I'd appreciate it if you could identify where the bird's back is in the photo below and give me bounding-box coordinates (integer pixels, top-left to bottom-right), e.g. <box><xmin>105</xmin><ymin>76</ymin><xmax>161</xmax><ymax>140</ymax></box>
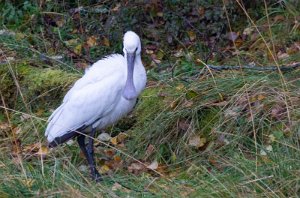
<box><xmin>45</xmin><ymin>54</ymin><xmax>127</xmax><ymax>143</ymax></box>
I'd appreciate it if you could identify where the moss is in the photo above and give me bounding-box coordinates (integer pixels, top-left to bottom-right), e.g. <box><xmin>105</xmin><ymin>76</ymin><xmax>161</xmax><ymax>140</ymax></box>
<box><xmin>0</xmin><ymin>63</ymin><xmax>79</xmax><ymax>110</ymax></box>
<box><xmin>134</xmin><ymin>86</ymin><xmax>166</xmax><ymax>126</ymax></box>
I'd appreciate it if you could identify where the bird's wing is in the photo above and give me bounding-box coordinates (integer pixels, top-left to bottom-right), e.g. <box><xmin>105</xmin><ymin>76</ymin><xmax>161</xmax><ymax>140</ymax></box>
<box><xmin>63</xmin><ymin>54</ymin><xmax>124</xmax><ymax>103</ymax></box>
<box><xmin>45</xmin><ymin>71</ymin><xmax>124</xmax><ymax>142</ymax></box>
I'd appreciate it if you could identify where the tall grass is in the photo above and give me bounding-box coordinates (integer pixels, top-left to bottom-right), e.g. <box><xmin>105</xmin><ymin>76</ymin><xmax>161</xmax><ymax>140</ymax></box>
<box><xmin>0</xmin><ymin>0</ymin><xmax>299</xmax><ymax>197</ymax></box>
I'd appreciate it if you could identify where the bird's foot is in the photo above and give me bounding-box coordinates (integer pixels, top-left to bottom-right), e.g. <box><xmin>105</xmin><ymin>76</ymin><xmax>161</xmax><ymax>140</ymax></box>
<box><xmin>91</xmin><ymin>169</ymin><xmax>102</xmax><ymax>182</ymax></box>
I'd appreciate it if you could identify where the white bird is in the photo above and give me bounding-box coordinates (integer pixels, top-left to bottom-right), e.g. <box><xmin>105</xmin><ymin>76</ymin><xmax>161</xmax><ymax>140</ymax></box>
<box><xmin>45</xmin><ymin>31</ymin><xmax>147</xmax><ymax>181</ymax></box>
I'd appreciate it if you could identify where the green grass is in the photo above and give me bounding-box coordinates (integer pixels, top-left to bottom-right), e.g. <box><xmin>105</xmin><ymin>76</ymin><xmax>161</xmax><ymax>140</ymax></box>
<box><xmin>0</xmin><ymin>1</ymin><xmax>300</xmax><ymax>197</ymax></box>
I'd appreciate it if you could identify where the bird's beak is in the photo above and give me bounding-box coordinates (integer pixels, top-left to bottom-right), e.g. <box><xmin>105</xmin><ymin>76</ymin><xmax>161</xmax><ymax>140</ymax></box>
<box><xmin>123</xmin><ymin>52</ymin><xmax>137</xmax><ymax>100</ymax></box>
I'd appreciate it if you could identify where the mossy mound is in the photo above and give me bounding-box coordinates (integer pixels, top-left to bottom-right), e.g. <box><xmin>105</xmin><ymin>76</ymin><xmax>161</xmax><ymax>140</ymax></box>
<box><xmin>0</xmin><ymin>63</ymin><xmax>79</xmax><ymax>110</ymax></box>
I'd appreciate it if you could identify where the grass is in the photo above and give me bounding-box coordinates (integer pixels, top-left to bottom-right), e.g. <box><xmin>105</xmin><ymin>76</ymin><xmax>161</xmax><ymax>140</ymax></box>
<box><xmin>0</xmin><ymin>1</ymin><xmax>300</xmax><ymax>197</ymax></box>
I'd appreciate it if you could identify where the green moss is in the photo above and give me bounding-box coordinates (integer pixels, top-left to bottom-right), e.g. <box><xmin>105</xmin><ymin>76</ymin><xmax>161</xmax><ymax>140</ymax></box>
<box><xmin>0</xmin><ymin>63</ymin><xmax>79</xmax><ymax>110</ymax></box>
<box><xmin>134</xmin><ymin>86</ymin><xmax>165</xmax><ymax>126</ymax></box>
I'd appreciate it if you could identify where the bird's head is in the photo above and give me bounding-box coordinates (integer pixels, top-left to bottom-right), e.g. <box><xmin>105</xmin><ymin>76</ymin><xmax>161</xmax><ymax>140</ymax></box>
<box><xmin>123</xmin><ymin>31</ymin><xmax>141</xmax><ymax>55</ymax></box>
<box><xmin>122</xmin><ymin>31</ymin><xmax>141</xmax><ymax>100</ymax></box>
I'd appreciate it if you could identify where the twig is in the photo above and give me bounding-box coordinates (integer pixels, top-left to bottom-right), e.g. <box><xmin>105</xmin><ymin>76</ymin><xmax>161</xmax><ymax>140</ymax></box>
<box><xmin>207</xmin><ymin>62</ymin><xmax>300</xmax><ymax>72</ymax></box>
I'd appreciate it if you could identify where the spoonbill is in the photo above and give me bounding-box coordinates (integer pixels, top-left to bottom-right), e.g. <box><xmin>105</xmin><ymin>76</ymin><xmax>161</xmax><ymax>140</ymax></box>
<box><xmin>45</xmin><ymin>31</ymin><xmax>147</xmax><ymax>181</ymax></box>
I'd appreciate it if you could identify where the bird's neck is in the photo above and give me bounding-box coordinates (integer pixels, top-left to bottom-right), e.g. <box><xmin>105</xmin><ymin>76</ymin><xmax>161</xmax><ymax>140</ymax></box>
<box><xmin>134</xmin><ymin>54</ymin><xmax>143</xmax><ymax>69</ymax></box>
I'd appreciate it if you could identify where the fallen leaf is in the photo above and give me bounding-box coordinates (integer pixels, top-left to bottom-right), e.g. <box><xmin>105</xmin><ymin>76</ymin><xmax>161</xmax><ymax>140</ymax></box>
<box><xmin>277</xmin><ymin>52</ymin><xmax>289</xmax><ymax>60</ymax></box>
<box><xmin>116</xmin><ymin>132</ymin><xmax>128</xmax><ymax>143</ymax></box>
<box><xmin>265</xmin><ymin>145</ymin><xmax>273</xmax><ymax>152</ymax></box>
<box><xmin>99</xmin><ymin>164</ymin><xmax>111</xmax><ymax>174</ymax></box>
<box><xmin>104</xmin><ymin>149</ymin><xmax>115</xmax><ymax>158</ymax></box>
<box><xmin>274</xmin><ymin>15</ymin><xmax>285</xmax><ymax>23</ymax></box>
<box><xmin>103</xmin><ymin>37</ymin><xmax>110</xmax><ymax>47</ymax></box>
<box><xmin>147</xmin><ymin>160</ymin><xmax>158</xmax><ymax>170</ymax></box>
<box><xmin>156</xmin><ymin>12</ymin><xmax>163</xmax><ymax>17</ymax></box>
<box><xmin>188</xmin><ymin>136</ymin><xmax>200</xmax><ymax>147</ymax></box>
<box><xmin>112</xmin><ymin>182</ymin><xmax>122</xmax><ymax>191</ymax></box>
<box><xmin>170</xmin><ymin>100</ymin><xmax>179</xmax><ymax>109</ymax></box>
<box><xmin>187</xmin><ymin>31</ymin><xmax>196</xmax><ymax>42</ymax></box>
<box><xmin>174</xmin><ymin>49</ymin><xmax>184</xmax><ymax>57</ymax></box>
<box><xmin>55</xmin><ymin>18</ymin><xmax>65</xmax><ymax>27</ymax></box>
<box><xmin>78</xmin><ymin>165</ymin><xmax>88</xmax><ymax>172</ymax></box>
<box><xmin>227</xmin><ymin>32</ymin><xmax>239</xmax><ymax>42</ymax></box>
<box><xmin>65</xmin><ymin>39</ymin><xmax>78</xmax><ymax>46</ymax></box>
<box><xmin>176</xmin><ymin>84</ymin><xmax>185</xmax><ymax>91</ymax></box>
<box><xmin>145</xmin><ymin>144</ymin><xmax>155</xmax><ymax>159</ymax></box>
<box><xmin>183</xmin><ymin>100</ymin><xmax>193</xmax><ymax>108</ymax></box>
<box><xmin>188</xmin><ymin>136</ymin><xmax>206</xmax><ymax>148</ymax></box>
<box><xmin>268</xmin><ymin>134</ymin><xmax>276</xmax><ymax>142</ymax></box>
<box><xmin>36</xmin><ymin>145</ymin><xmax>49</xmax><ymax>158</ymax></box>
<box><xmin>86</xmin><ymin>36</ymin><xmax>97</xmax><ymax>47</ymax></box>
<box><xmin>110</xmin><ymin>137</ymin><xmax>118</xmax><ymax>145</ymax></box>
<box><xmin>11</xmin><ymin>139</ymin><xmax>22</xmax><ymax>157</ymax></box>
<box><xmin>112</xmin><ymin>3</ymin><xmax>121</xmax><ymax>12</ymax></box>
<box><xmin>97</xmin><ymin>133</ymin><xmax>112</xmax><ymax>142</ymax></box>
<box><xmin>243</xmin><ymin>27</ymin><xmax>255</xmax><ymax>36</ymax></box>
<box><xmin>198</xmin><ymin>7</ymin><xmax>205</xmax><ymax>16</ymax></box>
<box><xmin>74</xmin><ymin>44</ymin><xmax>82</xmax><ymax>54</ymax></box>
<box><xmin>128</xmin><ymin>162</ymin><xmax>146</xmax><ymax>175</ymax></box>
<box><xmin>22</xmin><ymin>179</ymin><xmax>35</xmax><ymax>188</ymax></box>
<box><xmin>20</xmin><ymin>114</ymin><xmax>31</xmax><ymax>121</ymax></box>
<box><xmin>0</xmin><ymin>122</ymin><xmax>10</xmax><ymax>131</ymax></box>
<box><xmin>260</xmin><ymin>149</ymin><xmax>267</xmax><ymax>156</ymax></box>
<box><xmin>66</xmin><ymin>139</ymin><xmax>74</xmax><ymax>146</ymax></box>
<box><xmin>178</xmin><ymin>119</ymin><xmax>190</xmax><ymax>131</ymax></box>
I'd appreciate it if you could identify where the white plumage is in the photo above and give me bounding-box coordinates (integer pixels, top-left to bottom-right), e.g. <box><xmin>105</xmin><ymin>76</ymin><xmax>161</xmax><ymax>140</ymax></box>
<box><xmin>45</xmin><ymin>31</ymin><xmax>146</xmax><ymax>181</ymax></box>
<box><xmin>45</xmin><ymin>32</ymin><xmax>146</xmax><ymax>143</ymax></box>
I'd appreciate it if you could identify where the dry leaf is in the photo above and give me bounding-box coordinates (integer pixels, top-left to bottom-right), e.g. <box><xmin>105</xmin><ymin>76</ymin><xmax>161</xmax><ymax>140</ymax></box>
<box><xmin>116</xmin><ymin>132</ymin><xmax>128</xmax><ymax>143</ymax></box>
<box><xmin>103</xmin><ymin>37</ymin><xmax>110</xmax><ymax>47</ymax></box>
<box><xmin>170</xmin><ymin>100</ymin><xmax>179</xmax><ymax>109</ymax></box>
<box><xmin>174</xmin><ymin>49</ymin><xmax>184</xmax><ymax>57</ymax></box>
<box><xmin>86</xmin><ymin>36</ymin><xmax>97</xmax><ymax>47</ymax></box>
<box><xmin>274</xmin><ymin>15</ymin><xmax>285</xmax><ymax>23</ymax></box>
<box><xmin>55</xmin><ymin>18</ymin><xmax>65</xmax><ymax>27</ymax></box>
<box><xmin>260</xmin><ymin>149</ymin><xmax>267</xmax><ymax>156</ymax></box>
<box><xmin>0</xmin><ymin>122</ymin><xmax>10</xmax><ymax>131</ymax></box>
<box><xmin>277</xmin><ymin>52</ymin><xmax>289</xmax><ymax>60</ymax></box>
<box><xmin>20</xmin><ymin>114</ymin><xmax>31</xmax><ymax>121</ymax></box>
<box><xmin>99</xmin><ymin>164</ymin><xmax>111</xmax><ymax>174</ymax></box>
<box><xmin>176</xmin><ymin>84</ymin><xmax>185</xmax><ymax>91</ymax></box>
<box><xmin>145</xmin><ymin>144</ymin><xmax>155</xmax><ymax>157</ymax></box>
<box><xmin>112</xmin><ymin>182</ymin><xmax>122</xmax><ymax>191</ymax></box>
<box><xmin>266</xmin><ymin>145</ymin><xmax>273</xmax><ymax>152</ymax></box>
<box><xmin>110</xmin><ymin>137</ymin><xmax>118</xmax><ymax>145</ymax></box>
<box><xmin>147</xmin><ymin>160</ymin><xmax>158</xmax><ymax>170</ymax></box>
<box><xmin>198</xmin><ymin>7</ymin><xmax>205</xmax><ymax>16</ymax></box>
<box><xmin>188</xmin><ymin>136</ymin><xmax>200</xmax><ymax>147</ymax></box>
<box><xmin>227</xmin><ymin>32</ymin><xmax>239</xmax><ymax>42</ymax></box>
<box><xmin>11</xmin><ymin>139</ymin><xmax>22</xmax><ymax>157</ymax></box>
<box><xmin>104</xmin><ymin>149</ymin><xmax>115</xmax><ymax>158</ymax></box>
<box><xmin>128</xmin><ymin>162</ymin><xmax>146</xmax><ymax>175</ymax></box>
<box><xmin>74</xmin><ymin>44</ymin><xmax>82</xmax><ymax>54</ymax></box>
<box><xmin>22</xmin><ymin>179</ymin><xmax>35</xmax><ymax>188</ymax></box>
<box><xmin>78</xmin><ymin>165</ymin><xmax>88</xmax><ymax>172</ymax></box>
<box><xmin>243</xmin><ymin>27</ymin><xmax>254</xmax><ymax>36</ymax></box>
<box><xmin>178</xmin><ymin>119</ymin><xmax>190</xmax><ymax>131</ymax></box>
<box><xmin>187</xmin><ymin>31</ymin><xmax>196</xmax><ymax>42</ymax></box>
<box><xmin>112</xmin><ymin>3</ymin><xmax>121</xmax><ymax>12</ymax></box>
<box><xmin>97</xmin><ymin>133</ymin><xmax>111</xmax><ymax>142</ymax></box>
<box><xmin>188</xmin><ymin>136</ymin><xmax>206</xmax><ymax>148</ymax></box>
<box><xmin>36</xmin><ymin>145</ymin><xmax>49</xmax><ymax>158</ymax></box>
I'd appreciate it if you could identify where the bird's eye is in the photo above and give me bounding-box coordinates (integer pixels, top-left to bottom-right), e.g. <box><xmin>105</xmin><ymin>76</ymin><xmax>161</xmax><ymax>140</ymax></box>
<box><xmin>135</xmin><ymin>47</ymin><xmax>138</xmax><ymax>52</ymax></box>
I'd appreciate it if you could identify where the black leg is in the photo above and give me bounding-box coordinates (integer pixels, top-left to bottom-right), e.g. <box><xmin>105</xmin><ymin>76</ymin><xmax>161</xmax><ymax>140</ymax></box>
<box><xmin>77</xmin><ymin>135</ymin><xmax>89</xmax><ymax>160</ymax></box>
<box><xmin>87</xmin><ymin>127</ymin><xmax>102</xmax><ymax>182</ymax></box>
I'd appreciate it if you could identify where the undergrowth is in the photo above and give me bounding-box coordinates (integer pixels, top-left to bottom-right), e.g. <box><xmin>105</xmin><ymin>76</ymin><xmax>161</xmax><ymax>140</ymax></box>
<box><xmin>0</xmin><ymin>0</ymin><xmax>300</xmax><ymax>197</ymax></box>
